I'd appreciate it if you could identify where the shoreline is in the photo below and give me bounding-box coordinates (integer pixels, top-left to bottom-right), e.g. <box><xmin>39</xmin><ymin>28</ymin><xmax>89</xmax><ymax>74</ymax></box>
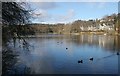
<box><xmin>18</xmin><ymin>32</ymin><xmax>120</xmax><ymax>38</ymax></box>
<box><xmin>37</xmin><ymin>31</ymin><xmax>120</xmax><ymax>35</ymax></box>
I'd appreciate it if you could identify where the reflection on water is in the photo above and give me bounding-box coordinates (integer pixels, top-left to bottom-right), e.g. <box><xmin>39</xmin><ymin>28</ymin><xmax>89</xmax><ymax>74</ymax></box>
<box><xmin>67</xmin><ymin>35</ymin><xmax>120</xmax><ymax>52</ymax></box>
<box><xmin>4</xmin><ymin>35</ymin><xmax>120</xmax><ymax>74</ymax></box>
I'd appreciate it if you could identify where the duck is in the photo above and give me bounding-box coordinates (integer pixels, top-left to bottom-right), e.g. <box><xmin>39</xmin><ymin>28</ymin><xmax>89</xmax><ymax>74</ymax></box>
<box><xmin>78</xmin><ymin>60</ymin><xmax>83</xmax><ymax>63</ymax></box>
<box><xmin>89</xmin><ymin>57</ymin><xmax>93</xmax><ymax>61</ymax></box>
<box><xmin>117</xmin><ymin>52</ymin><xmax>119</xmax><ymax>55</ymax></box>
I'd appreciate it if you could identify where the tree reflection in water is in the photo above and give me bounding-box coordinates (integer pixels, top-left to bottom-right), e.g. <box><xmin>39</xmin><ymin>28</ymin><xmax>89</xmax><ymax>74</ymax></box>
<box><xmin>67</xmin><ymin>35</ymin><xmax>120</xmax><ymax>52</ymax></box>
<box><xmin>2</xmin><ymin>40</ymin><xmax>32</xmax><ymax>75</ymax></box>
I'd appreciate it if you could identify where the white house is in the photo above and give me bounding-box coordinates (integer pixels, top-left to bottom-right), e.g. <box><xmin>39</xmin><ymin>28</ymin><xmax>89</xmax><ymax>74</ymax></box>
<box><xmin>99</xmin><ymin>23</ymin><xmax>114</xmax><ymax>31</ymax></box>
<box><xmin>88</xmin><ymin>25</ymin><xmax>96</xmax><ymax>31</ymax></box>
<box><xmin>100</xmin><ymin>19</ymin><xmax>106</xmax><ymax>22</ymax></box>
<box><xmin>80</xmin><ymin>26</ymin><xmax>84</xmax><ymax>31</ymax></box>
<box><xmin>99</xmin><ymin>24</ymin><xmax>105</xmax><ymax>30</ymax></box>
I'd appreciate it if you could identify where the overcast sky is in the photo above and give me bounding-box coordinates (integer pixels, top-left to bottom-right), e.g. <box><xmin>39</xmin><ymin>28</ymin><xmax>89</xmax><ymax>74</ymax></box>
<box><xmin>28</xmin><ymin>2</ymin><xmax>118</xmax><ymax>24</ymax></box>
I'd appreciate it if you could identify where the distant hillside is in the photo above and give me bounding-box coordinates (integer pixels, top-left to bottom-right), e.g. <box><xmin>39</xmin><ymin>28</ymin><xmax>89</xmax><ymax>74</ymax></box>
<box><xmin>29</xmin><ymin>13</ymin><xmax>119</xmax><ymax>34</ymax></box>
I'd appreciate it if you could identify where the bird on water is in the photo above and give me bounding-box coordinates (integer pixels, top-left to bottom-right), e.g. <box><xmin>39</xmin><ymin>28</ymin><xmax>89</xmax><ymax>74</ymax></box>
<box><xmin>89</xmin><ymin>57</ymin><xmax>93</xmax><ymax>61</ymax></box>
<box><xmin>117</xmin><ymin>52</ymin><xmax>119</xmax><ymax>55</ymax></box>
<box><xmin>78</xmin><ymin>60</ymin><xmax>83</xmax><ymax>63</ymax></box>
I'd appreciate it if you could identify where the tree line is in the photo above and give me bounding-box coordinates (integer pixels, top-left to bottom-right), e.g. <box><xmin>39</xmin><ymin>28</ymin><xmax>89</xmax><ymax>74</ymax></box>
<box><xmin>30</xmin><ymin>13</ymin><xmax>120</xmax><ymax>34</ymax></box>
